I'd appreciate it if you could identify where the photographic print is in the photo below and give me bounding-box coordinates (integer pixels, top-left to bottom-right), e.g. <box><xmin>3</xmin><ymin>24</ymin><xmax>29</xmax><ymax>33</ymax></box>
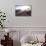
<box><xmin>15</xmin><ymin>5</ymin><xmax>32</xmax><ymax>16</ymax></box>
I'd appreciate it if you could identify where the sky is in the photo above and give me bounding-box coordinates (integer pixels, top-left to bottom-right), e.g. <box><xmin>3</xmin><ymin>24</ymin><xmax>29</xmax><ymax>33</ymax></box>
<box><xmin>16</xmin><ymin>5</ymin><xmax>31</xmax><ymax>11</ymax></box>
